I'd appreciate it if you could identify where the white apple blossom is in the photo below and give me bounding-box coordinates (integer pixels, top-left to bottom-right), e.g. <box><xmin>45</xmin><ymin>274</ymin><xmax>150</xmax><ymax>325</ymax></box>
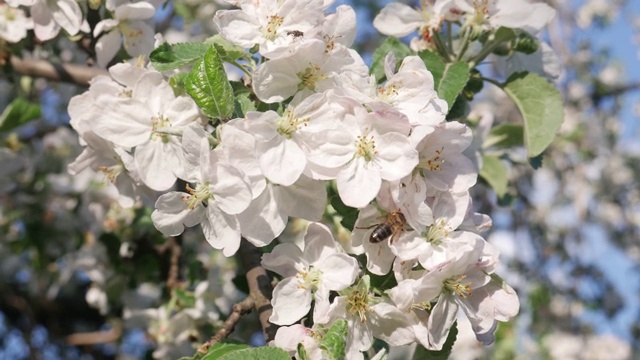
<box><xmin>91</xmin><ymin>71</ymin><xmax>203</xmax><ymax>191</ymax></box>
<box><xmin>213</xmin><ymin>0</ymin><xmax>325</xmax><ymax>59</ymax></box>
<box><xmin>391</xmin><ymin>191</ymin><xmax>480</xmax><ymax>270</ymax></box>
<box><xmin>373</xmin><ymin>0</ymin><xmax>462</xmax><ymax>51</ymax></box>
<box><xmin>0</xmin><ymin>4</ymin><xmax>33</xmax><ymax>43</ymax></box>
<box><xmin>67</xmin><ymin>131</ymin><xmax>146</xmax><ymax>208</ymax></box>
<box><xmin>306</xmin><ymin>101</ymin><xmax>418</xmax><ymax>208</ymax></box>
<box><xmin>237</xmin><ymin>92</ymin><xmax>343</xmax><ymax>186</ymax></box>
<box><xmin>151</xmin><ymin>126</ymin><xmax>252</xmax><ymax>256</ymax></box>
<box><xmin>252</xmin><ymin>39</ymin><xmax>369</xmax><ymax>103</ymax></box>
<box><xmin>324</xmin><ymin>276</ymin><xmax>415</xmax><ymax>354</ymax></box>
<box><xmin>454</xmin><ymin>0</ymin><xmax>556</xmax><ymax>35</ymax></box>
<box><xmin>389</xmin><ymin>240</ymin><xmax>519</xmax><ymax>350</ymax></box>
<box><xmin>415</xmin><ymin>121</ymin><xmax>477</xmax><ymax>195</ymax></box>
<box><xmin>341</xmin><ymin>54</ymin><xmax>448</xmax><ymax>133</ymax></box>
<box><xmin>94</xmin><ymin>1</ymin><xmax>159</xmax><ymax>67</ymax></box>
<box><xmin>24</xmin><ymin>0</ymin><xmax>84</xmax><ymax>41</ymax></box>
<box><xmin>215</xmin><ymin>121</ymin><xmax>327</xmax><ymax>245</ymax></box>
<box><xmin>262</xmin><ymin>222</ymin><xmax>359</xmax><ymax>325</ymax></box>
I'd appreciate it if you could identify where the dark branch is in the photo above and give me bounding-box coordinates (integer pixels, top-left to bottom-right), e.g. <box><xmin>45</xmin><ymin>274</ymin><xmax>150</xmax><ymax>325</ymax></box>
<box><xmin>237</xmin><ymin>238</ymin><xmax>279</xmax><ymax>342</ymax></box>
<box><xmin>198</xmin><ymin>297</ymin><xmax>255</xmax><ymax>353</ymax></box>
<box><xmin>9</xmin><ymin>55</ymin><xmax>107</xmax><ymax>86</ymax></box>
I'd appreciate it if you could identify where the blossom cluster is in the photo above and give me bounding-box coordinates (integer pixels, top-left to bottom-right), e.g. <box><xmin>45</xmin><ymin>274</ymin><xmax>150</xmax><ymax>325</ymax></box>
<box><xmin>61</xmin><ymin>0</ymin><xmax>561</xmax><ymax>358</ymax></box>
<box><xmin>1</xmin><ymin>0</ymin><xmax>161</xmax><ymax>67</ymax></box>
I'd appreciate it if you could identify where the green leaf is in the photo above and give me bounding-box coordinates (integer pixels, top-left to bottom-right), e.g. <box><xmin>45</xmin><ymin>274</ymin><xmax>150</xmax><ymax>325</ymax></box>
<box><xmin>437</xmin><ymin>62</ymin><xmax>470</xmax><ymax>109</ymax></box>
<box><xmin>502</xmin><ymin>72</ymin><xmax>563</xmax><ymax>157</ymax></box>
<box><xmin>185</xmin><ymin>46</ymin><xmax>235</xmax><ymax>120</ymax></box>
<box><xmin>201</xmin><ymin>342</ymin><xmax>249</xmax><ymax>360</ymax></box>
<box><xmin>370</xmin><ymin>37</ymin><xmax>412</xmax><ymax>81</ymax></box>
<box><xmin>0</xmin><ymin>98</ymin><xmax>41</xmax><ymax>133</ymax></box>
<box><xmin>234</xmin><ymin>92</ymin><xmax>256</xmax><ymax>118</ymax></box>
<box><xmin>412</xmin><ymin>321</ymin><xmax>458</xmax><ymax>360</ymax></box>
<box><xmin>297</xmin><ymin>343</ymin><xmax>308</xmax><ymax>360</ymax></box>
<box><xmin>419</xmin><ymin>50</ymin><xmax>445</xmax><ymax>85</ymax></box>
<box><xmin>207</xmin><ymin>35</ymin><xmax>251</xmax><ymax>63</ymax></box>
<box><xmin>319</xmin><ymin>319</ymin><xmax>348</xmax><ymax>360</ymax></box>
<box><xmin>150</xmin><ymin>42</ymin><xmax>211</xmax><ymax>72</ymax></box>
<box><xmin>217</xmin><ymin>347</ymin><xmax>290</xmax><ymax>360</ymax></box>
<box><xmin>329</xmin><ymin>194</ymin><xmax>359</xmax><ymax>232</ymax></box>
<box><xmin>480</xmin><ymin>154</ymin><xmax>508</xmax><ymax>197</ymax></box>
<box><xmin>484</xmin><ymin>123</ymin><xmax>524</xmax><ymax>148</ymax></box>
<box><xmin>445</xmin><ymin>96</ymin><xmax>469</xmax><ymax>120</ymax></box>
<box><xmin>418</xmin><ymin>51</ymin><xmax>470</xmax><ymax>111</ymax></box>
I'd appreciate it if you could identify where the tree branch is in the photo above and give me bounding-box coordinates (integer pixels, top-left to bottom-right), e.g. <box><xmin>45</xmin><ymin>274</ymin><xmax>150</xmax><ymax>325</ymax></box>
<box><xmin>8</xmin><ymin>55</ymin><xmax>107</xmax><ymax>86</ymax></box>
<box><xmin>198</xmin><ymin>297</ymin><xmax>255</xmax><ymax>353</ymax></box>
<box><xmin>237</xmin><ymin>238</ymin><xmax>279</xmax><ymax>343</ymax></box>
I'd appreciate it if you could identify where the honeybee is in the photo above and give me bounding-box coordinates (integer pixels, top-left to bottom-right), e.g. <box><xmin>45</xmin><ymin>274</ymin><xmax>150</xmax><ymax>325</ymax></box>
<box><xmin>360</xmin><ymin>210</ymin><xmax>407</xmax><ymax>244</ymax></box>
<box><xmin>287</xmin><ymin>30</ymin><xmax>304</xmax><ymax>38</ymax></box>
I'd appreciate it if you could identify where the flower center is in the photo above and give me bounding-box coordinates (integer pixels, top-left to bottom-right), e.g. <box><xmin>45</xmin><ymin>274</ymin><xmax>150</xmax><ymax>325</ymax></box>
<box><xmin>276</xmin><ymin>109</ymin><xmax>309</xmax><ymax>139</ymax></box>
<box><xmin>418</xmin><ymin>146</ymin><xmax>445</xmax><ymax>171</ymax></box>
<box><xmin>263</xmin><ymin>14</ymin><xmax>284</xmax><ymax>41</ymax></box>
<box><xmin>297</xmin><ymin>64</ymin><xmax>327</xmax><ymax>91</ymax></box>
<box><xmin>98</xmin><ymin>163</ymin><xmax>124</xmax><ymax>184</ymax></box>
<box><xmin>355</xmin><ymin>135</ymin><xmax>378</xmax><ymax>162</ymax></box>
<box><xmin>151</xmin><ymin>114</ymin><xmax>172</xmax><ymax>142</ymax></box>
<box><xmin>3</xmin><ymin>6</ymin><xmax>17</xmax><ymax>21</ymax></box>
<box><xmin>424</xmin><ymin>217</ymin><xmax>450</xmax><ymax>245</ymax></box>
<box><xmin>295</xmin><ymin>267</ymin><xmax>322</xmax><ymax>291</ymax></box>
<box><xmin>119</xmin><ymin>23</ymin><xmax>145</xmax><ymax>49</ymax></box>
<box><xmin>377</xmin><ymin>84</ymin><xmax>399</xmax><ymax>102</ymax></box>
<box><xmin>181</xmin><ymin>183</ymin><xmax>212</xmax><ymax>210</ymax></box>
<box><xmin>346</xmin><ymin>289</ymin><xmax>371</xmax><ymax>323</ymax></box>
<box><xmin>443</xmin><ymin>274</ymin><xmax>472</xmax><ymax>298</ymax></box>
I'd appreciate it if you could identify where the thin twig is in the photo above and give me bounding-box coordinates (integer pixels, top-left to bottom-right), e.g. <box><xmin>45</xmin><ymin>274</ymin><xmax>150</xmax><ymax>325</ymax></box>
<box><xmin>8</xmin><ymin>55</ymin><xmax>107</xmax><ymax>86</ymax></box>
<box><xmin>237</xmin><ymin>238</ymin><xmax>279</xmax><ymax>343</ymax></box>
<box><xmin>198</xmin><ymin>297</ymin><xmax>255</xmax><ymax>352</ymax></box>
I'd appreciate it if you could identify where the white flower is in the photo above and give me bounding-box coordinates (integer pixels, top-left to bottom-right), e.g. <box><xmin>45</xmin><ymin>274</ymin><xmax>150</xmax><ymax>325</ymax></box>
<box><xmin>216</xmin><ymin>121</ymin><xmax>327</xmax><ymax>246</ymax></box>
<box><xmin>455</xmin><ymin>0</ymin><xmax>556</xmax><ymax>35</ymax></box>
<box><xmin>240</xmin><ymin>92</ymin><xmax>343</xmax><ymax>185</ymax></box>
<box><xmin>373</xmin><ymin>0</ymin><xmax>460</xmax><ymax>51</ymax></box>
<box><xmin>29</xmin><ymin>0</ymin><xmax>83</xmax><ymax>41</ymax></box>
<box><xmin>67</xmin><ymin>131</ymin><xmax>145</xmax><ymax>208</ymax></box>
<box><xmin>261</xmin><ymin>222</ymin><xmax>359</xmax><ymax>325</ymax></box>
<box><xmin>415</xmin><ymin>121</ymin><xmax>477</xmax><ymax>195</ymax></box>
<box><xmin>252</xmin><ymin>39</ymin><xmax>368</xmax><ymax>103</ymax></box>
<box><xmin>324</xmin><ymin>276</ymin><xmax>415</xmax><ymax>353</ymax></box>
<box><xmin>94</xmin><ymin>1</ymin><xmax>158</xmax><ymax>67</ymax></box>
<box><xmin>213</xmin><ymin>0</ymin><xmax>325</xmax><ymax>59</ymax></box>
<box><xmin>0</xmin><ymin>4</ymin><xmax>33</xmax><ymax>43</ymax></box>
<box><xmin>389</xmin><ymin>241</ymin><xmax>519</xmax><ymax>350</ymax></box>
<box><xmin>92</xmin><ymin>71</ymin><xmax>203</xmax><ymax>191</ymax></box>
<box><xmin>307</xmin><ymin>101</ymin><xmax>418</xmax><ymax>208</ymax></box>
<box><xmin>391</xmin><ymin>191</ymin><xmax>477</xmax><ymax>270</ymax></box>
<box><xmin>151</xmin><ymin>127</ymin><xmax>252</xmax><ymax>256</ymax></box>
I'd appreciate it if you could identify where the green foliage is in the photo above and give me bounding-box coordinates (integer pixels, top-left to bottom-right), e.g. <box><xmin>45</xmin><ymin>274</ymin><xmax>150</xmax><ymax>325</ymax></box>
<box><xmin>370</xmin><ymin>37</ymin><xmax>412</xmax><ymax>81</ymax></box>
<box><xmin>368</xmin><ymin>270</ymin><xmax>397</xmax><ymax>292</ymax></box>
<box><xmin>150</xmin><ymin>42</ymin><xmax>211</xmax><ymax>72</ymax></box>
<box><xmin>213</xmin><ymin>346</ymin><xmax>290</xmax><ymax>360</ymax></box>
<box><xmin>207</xmin><ymin>35</ymin><xmax>252</xmax><ymax>63</ymax></box>
<box><xmin>0</xmin><ymin>98</ymin><xmax>41</xmax><ymax>133</ymax></box>
<box><xmin>485</xmin><ymin>124</ymin><xmax>524</xmax><ymax>148</ymax></box>
<box><xmin>197</xmin><ymin>342</ymin><xmax>249</xmax><ymax>360</ymax></box>
<box><xmin>412</xmin><ymin>321</ymin><xmax>458</xmax><ymax>360</ymax></box>
<box><xmin>419</xmin><ymin>50</ymin><xmax>470</xmax><ymax>111</ymax></box>
<box><xmin>480</xmin><ymin>154</ymin><xmax>508</xmax><ymax>198</ymax></box>
<box><xmin>328</xmin><ymin>185</ymin><xmax>359</xmax><ymax>231</ymax></box>
<box><xmin>185</xmin><ymin>46</ymin><xmax>235</xmax><ymax>120</ymax></box>
<box><xmin>319</xmin><ymin>319</ymin><xmax>348</xmax><ymax>360</ymax></box>
<box><xmin>446</xmin><ymin>96</ymin><xmax>470</xmax><ymax>120</ymax></box>
<box><xmin>502</xmin><ymin>72</ymin><xmax>564</xmax><ymax>157</ymax></box>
